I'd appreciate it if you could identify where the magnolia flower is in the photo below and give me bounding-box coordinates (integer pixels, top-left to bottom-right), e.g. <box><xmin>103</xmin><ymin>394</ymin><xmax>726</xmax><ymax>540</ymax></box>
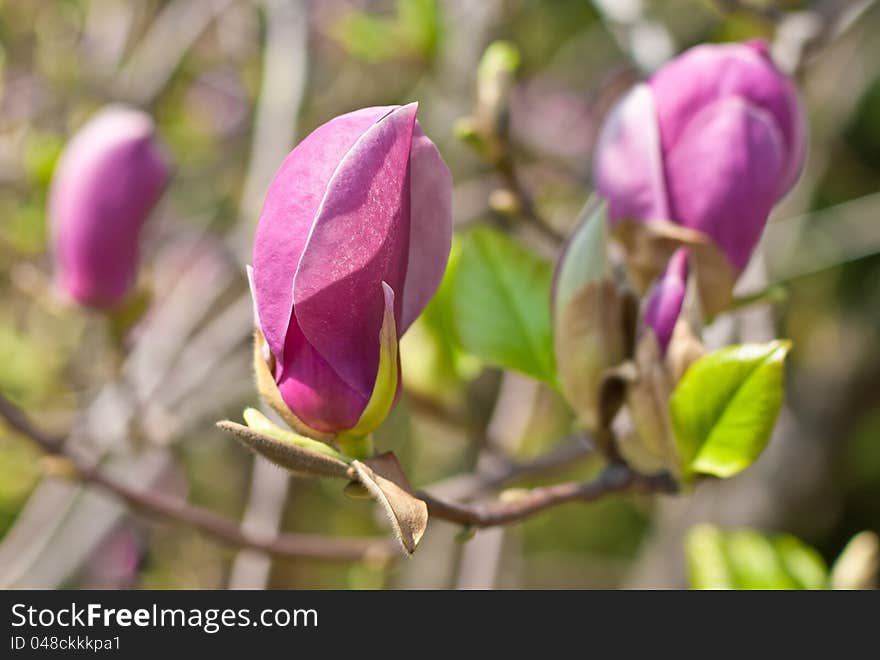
<box><xmin>50</xmin><ymin>105</ymin><xmax>171</xmax><ymax>308</ymax></box>
<box><xmin>250</xmin><ymin>103</ymin><xmax>452</xmax><ymax>437</ymax></box>
<box><xmin>593</xmin><ymin>40</ymin><xmax>806</xmax><ymax>272</ymax></box>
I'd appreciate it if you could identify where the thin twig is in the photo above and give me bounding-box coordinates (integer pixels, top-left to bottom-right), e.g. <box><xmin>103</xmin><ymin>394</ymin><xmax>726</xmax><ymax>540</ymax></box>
<box><xmin>481</xmin><ymin>438</ymin><xmax>594</xmax><ymax>492</ymax></box>
<box><xmin>419</xmin><ymin>463</ymin><xmax>676</xmax><ymax>528</ymax></box>
<box><xmin>0</xmin><ymin>393</ymin><xmax>394</xmax><ymax>563</ymax></box>
<box><xmin>404</xmin><ymin>389</ymin><xmax>472</xmax><ymax>429</ymax></box>
<box><xmin>495</xmin><ymin>155</ymin><xmax>566</xmax><ymax>244</ymax></box>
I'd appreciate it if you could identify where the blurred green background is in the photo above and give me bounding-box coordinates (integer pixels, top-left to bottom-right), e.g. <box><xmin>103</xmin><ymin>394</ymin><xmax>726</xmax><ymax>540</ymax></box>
<box><xmin>0</xmin><ymin>0</ymin><xmax>878</xmax><ymax>589</ymax></box>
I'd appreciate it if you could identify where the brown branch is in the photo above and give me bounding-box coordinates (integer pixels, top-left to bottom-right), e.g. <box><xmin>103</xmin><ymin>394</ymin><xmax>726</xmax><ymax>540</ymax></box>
<box><xmin>0</xmin><ymin>393</ymin><xmax>395</xmax><ymax>564</ymax></box>
<box><xmin>423</xmin><ymin>435</ymin><xmax>596</xmax><ymax>501</ymax></box>
<box><xmin>418</xmin><ymin>463</ymin><xmax>677</xmax><ymax>528</ymax></box>
<box><xmin>1</xmin><ymin>392</ymin><xmax>674</xmax><ymax>554</ymax></box>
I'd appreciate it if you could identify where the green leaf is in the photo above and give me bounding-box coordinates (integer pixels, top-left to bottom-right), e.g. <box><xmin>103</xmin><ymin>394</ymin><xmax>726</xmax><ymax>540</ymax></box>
<box><xmin>685</xmin><ymin>524</ymin><xmax>735</xmax><ymax>589</ymax></box>
<box><xmin>452</xmin><ymin>227</ymin><xmax>556</xmax><ymax>385</ymax></box>
<box><xmin>670</xmin><ymin>340</ymin><xmax>791</xmax><ymax>478</ymax></box>
<box><xmin>723</xmin><ymin>529</ymin><xmax>798</xmax><ymax>589</ymax></box>
<box><xmin>400</xmin><ymin>239</ymin><xmax>480</xmax><ymax>401</ymax></box>
<box><xmin>686</xmin><ymin>525</ymin><xmax>828</xmax><ymax>590</ymax></box>
<box><xmin>773</xmin><ymin>534</ymin><xmax>828</xmax><ymax>590</ymax></box>
<box><xmin>331</xmin><ymin>0</ymin><xmax>442</xmax><ymax>64</ymax></box>
<box><xmin>398</xmin><ymin>0</ymin><xmax>443</xmax><ymax>62</ymax></box>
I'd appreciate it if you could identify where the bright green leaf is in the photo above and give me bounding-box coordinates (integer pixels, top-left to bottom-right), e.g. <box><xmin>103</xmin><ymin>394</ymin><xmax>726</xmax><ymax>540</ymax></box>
<box><xmin>724</xmin><ymin>529</ymin><xmax>797</xmax><ymax>589</ymax></box>
<box><xmin>452</xmin><ymin>227</ymin><xmax>556</xmax><ymax>385</ymax></box>
<box><xmin>774</xmin><ymin>534</ymin><xmax>828</xmax><ymax>589</ymax></box>
<box><xmin>400</xmin><ymin>239</ymin><xmax>480</xmax><ymax>402</ymax></box>
<box><xmin>685</xmin><ymin>524</ymin><xmax>735</xmax><ymax>589</ymax></box>
<box><xmin>686</xmin><ymin>525</ymin><xmax>828</xmax><ymax>590</ymax></box>
<box><xmin>671</xmin><ymin>340</ymin><xmax>791</xmax><ymax>479</ymax></box>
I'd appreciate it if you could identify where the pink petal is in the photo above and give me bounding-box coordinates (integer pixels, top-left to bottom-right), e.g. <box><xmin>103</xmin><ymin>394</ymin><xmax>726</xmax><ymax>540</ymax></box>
<box><xmin>292</xmin><ymin>103</ymin><xmax>417</xmax><ymax>399</ymax></box>
<box><xmin>400</xmin><ymin>121</ymin><xmax>453</xmax><ymax>332</ymax></box>
<box><xmin>650</xmin><ymin>41</ymin><xmax>804</xmax><ymax>192</ymax></box>
<box><xmin>252</xmin><ymin>106</ymin><xmax>395</xmax><ymax>366</ymax></box>
<box><xmin>592</xmin><ymin>84</ymin><xmax>670</xmax><ymax>223</ymax></box>
<box><xmin>276</xmin><ymin>315</ymin><xmax>369</xmax><ymax>434</ymax></box>
<box><xmin>644</xmin><ymin>248</ymin><xmax>688</xmax><ymax>353</ymax></box>
<box><xmin>664</xmin><ymin>97</ymin><xmax>786</xmax><ymax>271</ymax></box>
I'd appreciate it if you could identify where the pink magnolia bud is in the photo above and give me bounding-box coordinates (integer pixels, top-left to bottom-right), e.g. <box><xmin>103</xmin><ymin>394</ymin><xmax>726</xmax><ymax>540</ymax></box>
<box><xmin>50</xmin><ymin>105</ymin><xmax>171</xmax><ymax>308</ymax></box>
<box><xmin>251</xmin><ymin>103</ymin><xmax>452</xmax><ymax>435</ymax></box>
<box><xmin>644</xmin><ymin>248</ymin><xmax>688</xmax><ymax>353</ymax></box>
<box><xmin>593</xmin><ymin>40</ymin><xmax>806</xmax><ymax>272</ymax></box>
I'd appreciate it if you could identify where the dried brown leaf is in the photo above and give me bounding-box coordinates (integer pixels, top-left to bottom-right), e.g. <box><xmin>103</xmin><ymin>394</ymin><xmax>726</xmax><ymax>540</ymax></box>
<box><xmin>352</xmin><ymin>453</ymin><xmax>428</xmax><ymax>555</ymax></box>
<box><xmin>554</xmin><ymin>279</ymin><xmax>629</xmax><ymax>430</ymax></box>
<box><xmin>624</xmin><ymin>333</ymin><xmax>680</xmax><ymax>476</ymax></box>
<box><xmin>688</xmin><ymin>240</ymin><xmax>737</xmax><ymax>319</ymax></box>
<box><xmin>613</xmin><ymin>219</ymin><xmax>737</xmax><ymax>317</ymax></box>
<box><xmin>665</xmin><ymin>317</ymin><xmax>706</xmax><ymax>383</ymax></box>
<box><xmin>613</xmin><ymin>219</ymin><xmax>704</xmax><ymax>291</ymax></box>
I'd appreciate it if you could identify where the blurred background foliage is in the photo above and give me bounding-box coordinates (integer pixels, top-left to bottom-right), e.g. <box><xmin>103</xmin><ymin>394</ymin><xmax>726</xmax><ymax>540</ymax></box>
<box><xmin>0</xmin><ymin>0</ymin><xmax>878</xmax><ymax>589</ymax></box>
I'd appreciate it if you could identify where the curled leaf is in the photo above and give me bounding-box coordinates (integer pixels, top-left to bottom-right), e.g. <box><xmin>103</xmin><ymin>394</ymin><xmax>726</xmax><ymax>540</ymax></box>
<box><xmin>242</xmin><ymin>408</ymin><xmax>348</xmax><ymax>461</ymax></box>
<box><xmin>340</xmin><ymin>282</ymin><xmax>398</xmax><ymax>441</ymax></box>
<box><xmin>217</xmin><ymin>420</ymin><xmax>352</xmax><ymax>480</ymax></box>
<box><xmin>351</xmin><ymin>452</ymin><xmax>428</xmax><ymax>555</ymax></box>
